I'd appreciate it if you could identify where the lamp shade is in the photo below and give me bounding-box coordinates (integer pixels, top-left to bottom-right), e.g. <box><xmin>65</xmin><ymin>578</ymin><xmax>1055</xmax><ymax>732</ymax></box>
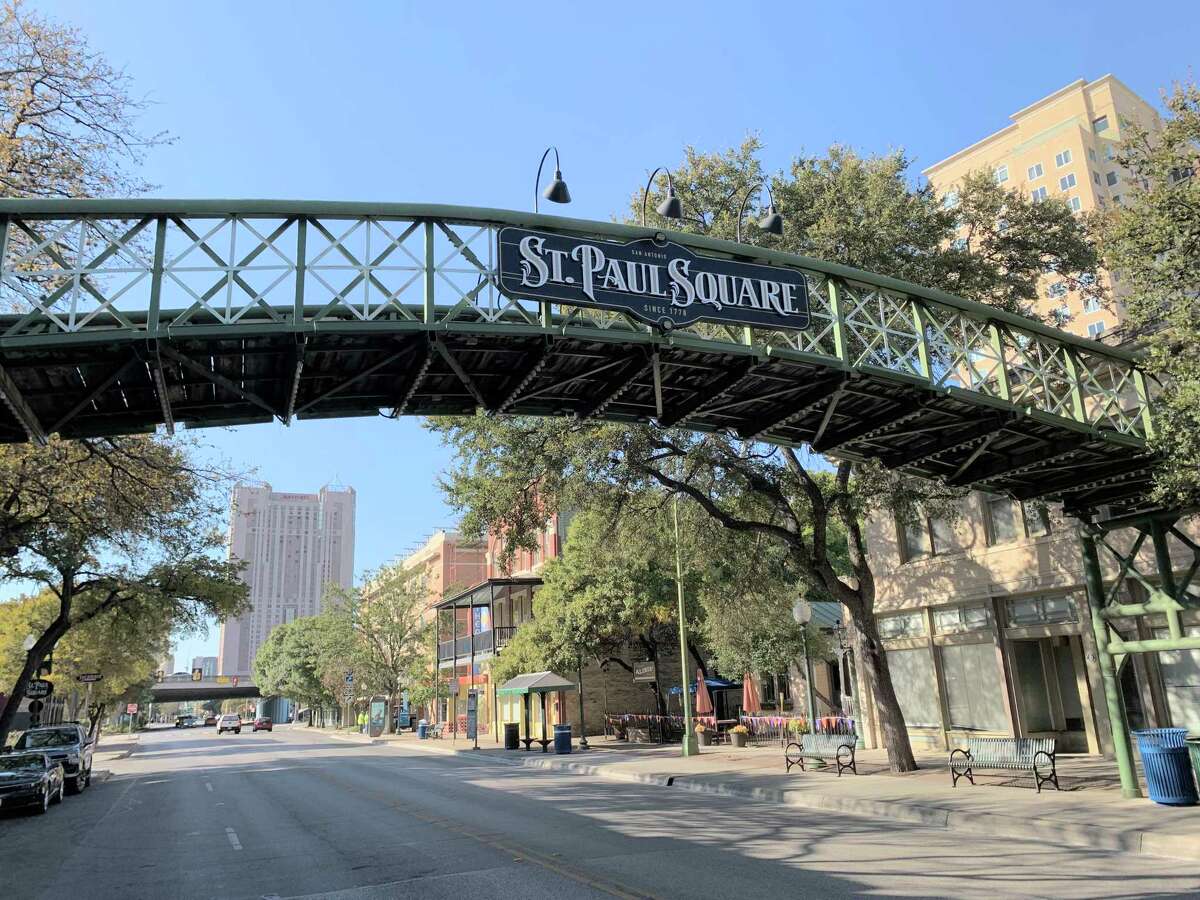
<box><xmin>656</xmin><ymin>189</ymin><xmax>684</xmax><ymax>220</ymax></box>
<box><xmin>757</xmin><ymin>204</ymin><xmax>784</xmax><ymax>236</ymax></box>
<box><xmin>792</xmin><ymin>599</ymin><xmax>812</xmax><ymax>625</ymax></box>
<box><xmin>543</xmin><ymin>170</ymin><xmax>571</xmax><ymax>205</ymax></box>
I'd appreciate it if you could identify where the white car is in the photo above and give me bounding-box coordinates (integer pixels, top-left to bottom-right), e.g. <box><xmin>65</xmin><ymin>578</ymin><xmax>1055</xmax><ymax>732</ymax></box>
<box><xmin>216</xmin><ymin>714</ymin><xmax>241</xmax><ymax>735</ymax></box>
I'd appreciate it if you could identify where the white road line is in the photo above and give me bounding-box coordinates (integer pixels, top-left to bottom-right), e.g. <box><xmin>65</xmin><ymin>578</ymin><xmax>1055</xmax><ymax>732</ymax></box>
<box><xmin>225</xmin><ymin>827</ymin><xmax>242</xmax><ymax>851</ymax></box>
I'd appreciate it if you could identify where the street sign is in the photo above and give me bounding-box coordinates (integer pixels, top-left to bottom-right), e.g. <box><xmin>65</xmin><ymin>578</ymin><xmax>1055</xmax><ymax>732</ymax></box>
<box><xmin>155</xmin><ymin>669</ymin><xmax>164</xmax><ymax>681</ymax></box>
<box><xmin>466</xmin><ymin>692</ymin><xmax>478</xmax><ymax>742</ymax></box>
<box><xmin>126</xmin><ymin>703</ymin><xmax>138</xmax><ymax>715</ymax></box>
<box><xmin>25</xmin><ymin>679</ymin><xmax>52</xmax><ymax>699</ymax></box>
<box><xmin>341</xmin><ymin>684</ymin><xmax>354</xmax><ymax>701</ymax></box>
<box><xmin>191</xmin><ymin>667</ymin><xmax>203</xmax><ymax>682</ymax></box>
<box><xmin>344</xmin><ymin>671</ymin><xmax>354</xmax><ymax>685</ymax></box>
<box><xmin>76</xmin><ymin>673</ymin><xmax>104</xmax><ymax>683</ymax></box>
<box><xmin>231</xmin><ymin>675</ymin><xmax>239</xmax><ymax>687</ymax></box>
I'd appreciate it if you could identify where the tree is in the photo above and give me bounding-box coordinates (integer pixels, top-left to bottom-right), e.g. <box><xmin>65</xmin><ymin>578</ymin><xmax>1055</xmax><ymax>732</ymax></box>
<box><xmin>430</xmin><ymin>141</ymin><xmax>1102</xmax><ymax>772</ymax></box>
<box><xmin>1099</xmin><ymin>81</ymin><xmax>1200</xmax><ymax>508</ymax></box>
<box><xmin>330</xmin><ymin>564</ymin><xmax>432</xmax><ymax>733</ymax></box>
<box><xmin>252</xmin><ymin>616</ymin><xmax>340</xmax><ymax>717</ymax></box>
<box><xmin>0</xmin><ymin>435</ymin><xmax>248</xmax><ymax>746</ymax></box>
<box><xmin>0</xmin><ymin>0</ymin><xmax>168</xmax><ymax>199</ymax></box>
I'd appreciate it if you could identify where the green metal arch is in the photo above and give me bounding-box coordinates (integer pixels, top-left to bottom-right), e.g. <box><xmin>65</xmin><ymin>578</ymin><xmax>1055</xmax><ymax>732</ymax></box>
<box><xmin>0</xmin><ymin>199</ymin><xmax>1158</xmax><ymax>513</ymax></box>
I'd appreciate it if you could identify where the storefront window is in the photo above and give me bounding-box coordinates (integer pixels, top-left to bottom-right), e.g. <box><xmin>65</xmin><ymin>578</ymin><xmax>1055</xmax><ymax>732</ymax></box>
<box><xmin>885</xmin><ymin>647</ymin><xmax>940</xmax><ymax>727</ymax></box>
<box><xmin>941</xmin><ymin>642</ymin><xmax>1009</xmax><ymax>731</ymax></box>
<box><xmin>1007</xmin><ymin>594</ymin><xmax>1078</xmax><ymax>626</ymax></box>
<box><xmin>878</xmin><ymin>611</ymin><xmax>926</xmax><ymax>639</ymax></box>
<box><xmin>934</xmin><ymin>604</ymin><xmax>992</xmax><ymax>634</ymax></box>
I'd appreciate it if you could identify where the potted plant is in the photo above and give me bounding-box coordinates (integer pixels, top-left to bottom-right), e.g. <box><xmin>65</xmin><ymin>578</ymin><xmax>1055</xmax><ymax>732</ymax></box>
<box><xmin>695</xmin><ymin>722</ymin><xmax>712</xmax><ymax>747</ymax></box>
<box><xmin>729</xmin><ymin>724</ymin><xmax>749</xmax><ymax>748</ymax></box>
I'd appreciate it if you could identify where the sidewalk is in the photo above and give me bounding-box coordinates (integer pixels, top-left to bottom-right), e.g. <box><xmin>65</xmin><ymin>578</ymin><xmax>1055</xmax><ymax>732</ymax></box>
<box><xmin>337</xmin><ymin>728</ymin><xmax>1200</xmax><ymax>862</ymax></box>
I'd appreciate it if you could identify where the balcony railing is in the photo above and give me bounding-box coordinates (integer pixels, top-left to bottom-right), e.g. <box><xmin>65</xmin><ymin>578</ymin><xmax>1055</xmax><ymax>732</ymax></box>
<box><xmin>436</xmin><ymin>623</ymin><xmax>528</xmax><ymax>661</ymax></box>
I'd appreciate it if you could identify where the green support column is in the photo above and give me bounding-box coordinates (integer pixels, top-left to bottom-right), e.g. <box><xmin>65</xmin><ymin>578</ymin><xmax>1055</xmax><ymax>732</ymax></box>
<box><xmin>1079</xmin><ymin>526</ymin><xmax>1141</xmax><ymax>799</ymax></box>
<box><xmin>673</xmin><ymin>495</ymin><xmax>698</xmax><ymax>757</ymax></box>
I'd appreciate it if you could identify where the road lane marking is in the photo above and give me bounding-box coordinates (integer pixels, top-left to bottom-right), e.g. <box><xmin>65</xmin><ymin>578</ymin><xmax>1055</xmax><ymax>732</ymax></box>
<box><xmin>225</xmin><ymin>827</ymin><xmax>243</xmax><ymax>851</ymax></box>
<box><xmin>205</xmin><ymin>782</ymin><xmax>213</xmax><ymax>792</ymax></box>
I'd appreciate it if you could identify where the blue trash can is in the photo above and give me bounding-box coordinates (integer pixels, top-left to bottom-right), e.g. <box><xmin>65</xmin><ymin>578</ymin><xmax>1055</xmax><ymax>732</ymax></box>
<box><xmin>553</xmin><ymin>723</ymin><xmax>573</xmax><ymax>755</ymax></box>
<box><xmin>417</xmin><ymin>722</ymin><xmax>428</xmax><ymax>740</ymax></box>
<box><xmin>1133</xmin><ymin>728</ymin><xmax>1198</xmax><ymax>806</ymax></box>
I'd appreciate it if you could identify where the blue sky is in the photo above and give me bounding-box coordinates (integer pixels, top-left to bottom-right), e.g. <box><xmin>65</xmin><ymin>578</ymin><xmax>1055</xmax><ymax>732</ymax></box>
<box><xmin>42</xmin><ymin>0</ymin><xmax>1197</xmax><ymax>667</ymax></box>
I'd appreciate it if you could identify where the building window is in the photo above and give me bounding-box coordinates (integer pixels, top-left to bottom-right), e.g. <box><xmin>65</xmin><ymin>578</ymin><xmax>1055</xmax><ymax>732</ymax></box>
<box><xmin>941</xmin><ymin>642</ymin><xmax>1010</xmax><ymax>731</ymax></box>
<box><xmin>1088</xmin><ymin>147</ymin><xmax>1097</xmax><ymax>162</ymax></box>
<box><xmin>987</xmin><ymin>496</ymin><xmax>1022</xmax><ymax>544</ymax></box>
<box><xmin>996</xmin><ymin>217</ymin><xmax>1009</xmax><ymax>234</ymax></box>
<box><xmin>1084</xmin><ymin>296</ymin><xmax>1101</xmax><ymax>313</ymax></box>
<box><xmin>943</xmin><ymin>190</ymin><xmax>959</xmax><ymax>209</ymax></box>
<box><xmin>900</xmin><ymin>518</ymin><xmax>930</xmax><ymax>561</ymax></box>
<box><xmin>1031</xmin><ymin>186</ymin><xmax>1048</xmax><ymax>202</ymax></box>
<box><xmin>1093</xmin><ymin>115</ymin><xmax>1109</xmax><ymax>133</ymax></box>
<box><xmin>951</xmin><ymin>237</ymin><xmax>968</xmax><ymax>251</ymax></box>
<box><xmin>1092</xmin><ymin>170</ymin><xmax>1101</xmax><ymax>185</ymax></box>
<box><xmin>760</xmin><ymin>673</ymin><xmax>792</xmax><ymax>707</ymax></box>
<box><xmin>930</xmin><ymin>516</ymin><xmax>955</xmax><ymax>555</ymax></box>
<box><xmin>1059</xmin><ymin>173</ymin><xmax>1077</xmax><ymax>191</ymax></box>
<box><xmin>1027</xmin><ymin>163</ymin><xmax>1044</xmax><ymax>180</ymax></box>
<box><xmin>1106</xmin><ymin>171</ymin><xmax>1119</xmax><ymax>187</ymax></box>
<box><xmin>1007</xmin><ymin>594</ymin><xmax>1078</xmax><ymax>626</ymax></box>
<box><xmin>1088</xmin><ymin>321</ymin><xmax>1106</xmax><ymax>339</ymax></box>
<box><xmin>878</xmin><ymin>611</ymin><xmax>927</xmax><ymax>639</ymax></box>
<box><xmin>886</xmin><ymin>648</ymin><xmax>941</xmax><ymax>727</ymax></box>
<box><xmin>1105</xmin><ymin>143</ymin><xmax>1115</xmax><ymax>159</ymax></box>
<box><xmin>994</xmin><ymin>165</ymin><xmax>1009</xmax><ymax>184</ymax></box>
<box><xmin>1047</xmin><ymin>281</ymin><xmax>1068</xmax><ymax>299</ymax></box>
<box><xmin>1069</xmin><ymin>196</ymin><xmax>1082</xmax><ymax>212</ymax></box>
<box><xmin>1112</xmin><ymin>194</ymin><xmax>1121</xmax><ymax>205</ymax></box>
<box><xmin>1053</xmin><ymin>303</ymin><xmax>1070</xmax><ymax>323</ymax></box>
<box><xmin>1023</xmin><ymin>502</ymin><xmax>1050</xmax><ymax>537</ymax></box>
<box><xmin>934</xmin><ymin>603</ymin><xmax>992</xmax><ymax>634</ymax></box>
<box><xmin>1055</xmin><ymin>149</ymin><xmax>1072</xmax><ymax>168</ymax></box>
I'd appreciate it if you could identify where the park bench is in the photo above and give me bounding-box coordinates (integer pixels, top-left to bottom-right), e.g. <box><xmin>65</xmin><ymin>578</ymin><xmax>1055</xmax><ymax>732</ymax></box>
<box><xmin>784</xmin><ymin>731</ymin><xmax>858</xmax><ymax>776</ymax></box>
<box><xmin>426</xmin><ymin>723</ymin><xmax>444</xmax><ymax>740</ymax></box>
<box><xmin>949</xmin><ymin>736</ymin><xmax>1059</xmax><ymax>793</ymax></box>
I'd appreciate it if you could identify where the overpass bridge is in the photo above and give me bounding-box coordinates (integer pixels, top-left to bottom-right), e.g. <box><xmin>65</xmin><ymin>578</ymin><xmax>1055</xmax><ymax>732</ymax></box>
<box><xmin>150</xmin><ymin>673</ymin><xmax>260</xmax><ymax>703</ymax></box>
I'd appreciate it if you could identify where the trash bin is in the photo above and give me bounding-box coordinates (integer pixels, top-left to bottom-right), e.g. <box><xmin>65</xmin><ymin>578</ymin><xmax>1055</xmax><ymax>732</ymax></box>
<box><xmin>1133</xmin><ymin>728</ymin><xmax>1198</xmax><ymax>806</ymax></box>
<box><xmin>417</xmin><ymin>719</ymin><xmax>428</xmax><ymax>740</ymax></box>
<box><xmin>504</xmin><ymin>722</ymin><xmax>520</xmax><ymax>751</ymax></box>
<box><xmin>554</xmin><ymin>723</ymin><xmax>573</xmax><ymax>755</ymax></box>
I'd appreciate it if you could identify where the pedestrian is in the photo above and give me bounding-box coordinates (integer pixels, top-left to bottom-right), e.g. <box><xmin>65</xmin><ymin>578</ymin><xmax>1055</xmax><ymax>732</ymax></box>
<box><xmin>358</xmin><ymin>710</ymin><xmax>368</xmax><ymax>734</ymax></box>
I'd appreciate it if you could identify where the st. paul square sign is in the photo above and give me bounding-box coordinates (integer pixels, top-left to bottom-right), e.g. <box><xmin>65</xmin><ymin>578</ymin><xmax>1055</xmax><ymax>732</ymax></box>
<box><xmin>498</xmin><ymin>227</ymin><xmax>810</xmax><ymax>331</ymax></box>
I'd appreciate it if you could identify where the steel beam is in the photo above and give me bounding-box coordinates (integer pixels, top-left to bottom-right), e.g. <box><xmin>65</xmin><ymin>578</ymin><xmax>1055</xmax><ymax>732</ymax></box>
<box><xmin>497</xmin><ymin>341</ymin><xmax>554</xmax><ymax>412</ymax></box>
<box><xmin>736</xmin><ymin>374</ymin><xmax>847</xmax><ymax>441</ymax></box>
<box><xmin>284</xmin><ymin>336</ymin><xmax>307</xmax><ymax>423</ymax></box>
<box><xmin>293</xmin><ymin>340</ymin><xmax>418</xmax><ymax>417</ymax></box>
<box><xmin>946</xmin><ymin>435</ymin><xmax>1093</xmax><ymax>488</ymax></box>
<box><xmin>158</xmin><ymin>345</ymin><xmax>279</xmax><ymax>419</ymax></box>
<box><xmin>47</xmin><ymin>357</ymin><xmax>138</xmax><ymax>435</ymax></box>
<box><xmin>147</xmin><ymin>342</ymin><xmax>176</xmax><ymax>436</ymax></box>
<box><xmin>812</xmin><ymin>397</ymin><xmax>929</xmax><ymax>454</ymax></box>
<box><xmin>0</xmin><ymin>361</ymin><xmax>46</xmax><ymax>446</ymax></box>
<box><xmin>656</xmin><ymin>359</ymin><xmax>756</xmax><ymax>427</ymax></box>
<box><xmin>576</xmin><ymin>357</ymin><xmax>652</xmax><ymax>421</ymax></box>
<box><xmin>433</xmin><ymin>340</ymin><xmax>489</xmax><ymax>412</ymax></box>
<box><xmin>883</xmin><ymin>414</ymin><xmax>1011</xmax><ymax>471</ymax></box>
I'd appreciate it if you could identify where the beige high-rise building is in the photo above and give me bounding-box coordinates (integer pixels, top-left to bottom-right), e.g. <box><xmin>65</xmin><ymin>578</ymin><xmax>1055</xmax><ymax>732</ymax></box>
<box><xmin>218</xmin><ymin>483</ymin><xmax>356</xmax><ymax>676</ymax></box>
<box><xmin>923</xmin><ymin>74</ymin><xmax>1161</xmax><ymax>343</ymax></box>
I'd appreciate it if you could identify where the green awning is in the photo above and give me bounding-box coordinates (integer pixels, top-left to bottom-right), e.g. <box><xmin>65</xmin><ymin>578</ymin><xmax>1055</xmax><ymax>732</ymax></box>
<box><xmin>496</xmin><ymin>671</ymin><xmax>578</xmax><ymax>696</ymax></box>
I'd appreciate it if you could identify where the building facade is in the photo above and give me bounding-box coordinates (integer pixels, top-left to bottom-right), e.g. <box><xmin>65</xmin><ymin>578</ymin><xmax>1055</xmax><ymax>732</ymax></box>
<box><xmin>218</xmin><ymin>483</ymin><xmax>356</xmax><ymax>676</ymax></box>
<box><xmin>191</xmin><ymin>656</ymin><xmax>218</xmax><ymax>678</ymax></box>
<box><xmin>923</xmin><ymin>74</ymin><xmax>1161</xmax><ymax>341</ymax></box>
<box><xmin>855</xmin><ymin>76</ymin><xmax>1190</xmax><ymax>758</ymax></box>
<box><xmin>399</xmin><ymin>529</ymin><xmax>488</xmax><ymax>620</ymax></box>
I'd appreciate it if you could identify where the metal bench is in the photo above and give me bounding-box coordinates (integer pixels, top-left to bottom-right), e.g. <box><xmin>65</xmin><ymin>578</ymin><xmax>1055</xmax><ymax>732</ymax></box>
<box><xmin>426</xmin><ymin>723</ymin><xmax>444</xmax><ymax>740</ymax></box>
<box><xmin>784</xmin><ymin>732</ymin><xmax>858</xmax><ymax>776</ymax></box>
<box><xmin>949</xmin><ymin>736</ymin><xmax>1059</xmax><ymax>792</ymax></box>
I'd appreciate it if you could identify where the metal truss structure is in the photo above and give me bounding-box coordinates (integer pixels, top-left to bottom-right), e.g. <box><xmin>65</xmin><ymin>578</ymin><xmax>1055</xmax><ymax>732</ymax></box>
<box><xmin>1080</xmin><ymin>511</ymin><xmax>1200</xmax><ymax>798</ymax></box>
<box><xmin>0</xmin><ymin>199</ymin><xmax>1158</xmax><ymax>514</ymax></box>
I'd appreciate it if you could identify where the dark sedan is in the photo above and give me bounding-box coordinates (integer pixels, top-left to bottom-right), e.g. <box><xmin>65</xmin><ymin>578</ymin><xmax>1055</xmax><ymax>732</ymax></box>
<box><xmin>14</xmin><ymin>723</ymin><xmax>94</xmax><ymax>793</ymax></box>
<box><xmin>0</xmin><ymin>753</ymin><xmax>65</xmax><ymax>814</ymax></box>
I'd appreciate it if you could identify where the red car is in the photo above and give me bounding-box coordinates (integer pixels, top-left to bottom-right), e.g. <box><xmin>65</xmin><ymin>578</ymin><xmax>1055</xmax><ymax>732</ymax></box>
<box><xmin>252</xmin><ymin>717</ymin><xmax>273</xmax><ymax>732</ymax></box>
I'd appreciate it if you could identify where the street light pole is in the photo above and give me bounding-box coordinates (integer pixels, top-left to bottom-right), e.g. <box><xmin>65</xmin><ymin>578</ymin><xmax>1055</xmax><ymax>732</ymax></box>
<box><xmin>674</xmin><ymin>495</ymin><xmax>699</xmax><ymax>757</ymax></box>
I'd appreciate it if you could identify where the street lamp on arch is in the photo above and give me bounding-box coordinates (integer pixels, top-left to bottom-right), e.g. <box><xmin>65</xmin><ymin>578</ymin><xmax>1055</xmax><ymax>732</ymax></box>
<box><xmin>735</xmin><ymin>179</ymin><xmax>784</xmax><ymax>243</ymax></box>
<box><xmin>534</xmin><ymin>146</ymin><xmax>571</xmax><ymax>213</ymax></box>
<box><xmin>641</xmin><ymin>166</ymin><xmax>684</xmax><ymax>227</ymax></box>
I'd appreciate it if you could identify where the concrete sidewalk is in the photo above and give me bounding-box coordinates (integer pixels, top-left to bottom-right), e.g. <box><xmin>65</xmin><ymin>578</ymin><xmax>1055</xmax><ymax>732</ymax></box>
<box><xmin>342</xmin><ymin>729</ymin><xmax>1200</xmax><ymax>862</ymax></box>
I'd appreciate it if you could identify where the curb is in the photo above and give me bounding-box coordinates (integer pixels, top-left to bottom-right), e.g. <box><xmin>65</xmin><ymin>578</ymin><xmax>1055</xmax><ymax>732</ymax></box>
<box><xmin>319</xmin><ymin>730</ymin><xmax>385</xmax><ymax>746</ymax></box>
<box><xmin>390</xmin><ymin>738</ymin><xmax>1200</xmax><ymax>862</ymax></box>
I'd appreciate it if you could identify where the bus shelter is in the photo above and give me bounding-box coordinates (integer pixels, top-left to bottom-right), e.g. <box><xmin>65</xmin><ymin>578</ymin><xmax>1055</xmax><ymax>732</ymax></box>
<box><xmin>497</xmin><ymin>672</ymin><xmax>577</xmax><ymax>752</ymax></box>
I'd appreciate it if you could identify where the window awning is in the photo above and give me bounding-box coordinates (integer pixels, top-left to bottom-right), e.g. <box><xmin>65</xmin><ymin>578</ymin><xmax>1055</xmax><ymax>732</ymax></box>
<box><xmin>497</xmin><ymin>671</ymin><xmax>578</xmax><ymax>696</ymax></box>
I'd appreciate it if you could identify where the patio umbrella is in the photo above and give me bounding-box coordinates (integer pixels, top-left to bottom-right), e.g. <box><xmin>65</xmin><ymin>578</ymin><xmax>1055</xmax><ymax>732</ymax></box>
<box><xmin>742</xmin><ymin>673</ymin><xmax>762</xmax><ymax>715</ymax></box>
<box><xmin>694</xmin><ymin>668</ymin><xmax>714</xmax><ymax>725</ymax></box>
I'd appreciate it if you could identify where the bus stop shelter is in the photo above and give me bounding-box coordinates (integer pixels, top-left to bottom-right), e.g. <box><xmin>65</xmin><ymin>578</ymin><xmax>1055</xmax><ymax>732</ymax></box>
<box><xmin>497</xmin><ymin>672</ymin><xmax>577</xmax><ymax>752</ymax></box>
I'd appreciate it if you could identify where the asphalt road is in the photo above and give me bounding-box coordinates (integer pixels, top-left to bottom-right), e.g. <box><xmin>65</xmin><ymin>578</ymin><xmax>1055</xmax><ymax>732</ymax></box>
<box><xmin>2</xmin><ymin>724</ymin><xmax>1199</xmax><ymax>899</ymax></box>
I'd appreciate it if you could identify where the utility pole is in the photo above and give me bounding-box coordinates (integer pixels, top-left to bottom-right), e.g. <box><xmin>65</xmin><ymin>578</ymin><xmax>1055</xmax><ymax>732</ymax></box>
<box><xmin>673</xmin><ymin>495</ymin><xmax>698</xmax><ymax>757</ymax></box>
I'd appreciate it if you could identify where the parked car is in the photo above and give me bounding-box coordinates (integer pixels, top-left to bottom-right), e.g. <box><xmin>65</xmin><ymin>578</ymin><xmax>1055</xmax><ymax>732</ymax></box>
<box><xmin>216</xmin><ymin>714</ymin><xmax>241</xmax><ymax>735</ymax></box>
<box><xmin>175</xmin><ymin>715</ymin><xmax>194</xmax><ymax>728</ymax></box>
<box><xmin>0</xmin><ymin>752</ymin><xmax>65</xmax><ymax>814</ymax></box>
<box><xmin>204</xmin><ymin>715</ymin><xmax>217</xmax><ymax>727</ymax></box>
<box><xmin>252</xmin><ymin>717</ymin><xmax>272</xmax><ymax>732</ymax></box>
<box><xmin>14</xmin><ymin>723</ymin><xmax>93</xmax><ymax>794</ymax></box>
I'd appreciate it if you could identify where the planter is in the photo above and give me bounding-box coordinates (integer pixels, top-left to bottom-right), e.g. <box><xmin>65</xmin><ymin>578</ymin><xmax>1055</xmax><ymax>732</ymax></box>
<box><xmin>730</xmin><ymin>732</ymin><xmax>747</xmax><ymax>748</ymax></box>
<box><xmin>697</xmin><ymin>731</ymin><xmax>712</xmax><ymax>747</ymax></box>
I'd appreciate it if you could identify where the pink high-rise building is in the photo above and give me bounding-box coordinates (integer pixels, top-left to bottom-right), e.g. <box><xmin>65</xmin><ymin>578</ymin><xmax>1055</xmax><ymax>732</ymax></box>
<box><xmin>218</xmin><ymin>483</ymin><xmax>356</xmax><ymax>676</ymax></box>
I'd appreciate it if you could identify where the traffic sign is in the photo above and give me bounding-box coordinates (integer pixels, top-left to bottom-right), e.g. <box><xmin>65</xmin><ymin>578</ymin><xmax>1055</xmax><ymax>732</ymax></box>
<box><xmin>231</xmin><ymin>675</ymin><xmax>239</xmax><ymax>687</ymax></box>
<box><xmin>25</xmin><ymin>679</ymin><xmax>52</xmax><ymax>700</ymax></box>
<box><xmin>76</xmin><ymin>673</ymin><xmax>104</xmax><ymax>684</ymax></box>
<box><xmin>341</xmin><ymin>685</ymin><xmax>354</xmax><ymax>701</ymax></box>
<box><xmin>155</xmin><ymin>669</ymin><xmax>164</xmax><ymax>681</ymax></box>
<box><xmin>126</xmin><ymin>703</ymin><xmax>138</xmax><ymax>715</ymax></box>
<box><xmin>344</xmin><ymin>671</ymin><xmax>354</xmax><ymax>685</ymax></box>
<box><xmin>191</xmin><ymin>667</ymin><xmax>203</xmax><ymax>682</ymax></box>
